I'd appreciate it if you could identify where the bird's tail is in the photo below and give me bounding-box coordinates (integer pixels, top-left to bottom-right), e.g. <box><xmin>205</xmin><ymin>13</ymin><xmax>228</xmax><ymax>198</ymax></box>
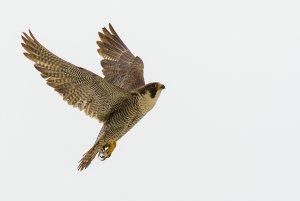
<box><xmin>78</xmin><ymin>141</ymin><xmax>103</xmax><ymax>171</ymax></box>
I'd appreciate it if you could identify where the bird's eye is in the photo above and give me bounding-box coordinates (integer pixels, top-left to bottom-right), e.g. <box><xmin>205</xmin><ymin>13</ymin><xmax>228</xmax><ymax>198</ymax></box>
<box><xmin>153</xmin><ymin>84</ymin><xmax>157</xmax><ymax>88</ymax></box>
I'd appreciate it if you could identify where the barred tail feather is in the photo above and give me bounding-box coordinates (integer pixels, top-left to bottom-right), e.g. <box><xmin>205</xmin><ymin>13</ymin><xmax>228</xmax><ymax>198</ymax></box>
<box><xmin>78</xmin><ymin>143</ymin><xmax>102</xmax><ymax>171</ymax></box>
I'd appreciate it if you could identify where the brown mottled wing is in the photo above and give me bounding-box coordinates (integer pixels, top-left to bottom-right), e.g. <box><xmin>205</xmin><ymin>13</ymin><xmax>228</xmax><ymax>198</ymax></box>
<box><xmin>97</xmin><ymin>24</ymin><xmax>145</xmax><ymax>91</ymax></box>
<box><xmin>21</xmin><ymin>30</ymin><xmax>131</xmax><ymax>122</ymax></box>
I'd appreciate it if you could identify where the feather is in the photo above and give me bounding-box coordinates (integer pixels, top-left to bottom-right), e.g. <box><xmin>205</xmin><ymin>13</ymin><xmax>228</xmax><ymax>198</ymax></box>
<box><xmin>97</xmin><ymin>24</ymin><xmax>145</xmax><ymax>90</ymax></box>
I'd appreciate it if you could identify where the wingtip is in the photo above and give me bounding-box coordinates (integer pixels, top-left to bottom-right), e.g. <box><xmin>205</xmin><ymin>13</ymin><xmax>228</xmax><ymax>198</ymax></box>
<box><xmin>21</xmin><ymin>29</ymin><xmax>36</xmax><ymax>41</ymax></box>
<box><xmin>21</xmin><ymin>35</ymin><xmax>26</xmax><ymax>42</ymax></box>
<box><xmin>28</xmin><ymin>29</ymin><xmax>36</xmax><ymax>40</ymax></box>
<box><xmin>102</xmin><ymin>26</ymin><xmax>109</xmax><ymax>34</ymax></box>
<box><xmin>108</xmin><ymin>23</ymin><xmax>116</xmax><ymax>34</ymax></box>
<box><xmin>23</xmin><ymin>52</ymin><xmax>31</xmax><ymax>60</ymax></box>
<box><xmin>96</xmin><ymin>40</ymin><xmax>102</xmax><ymax>46</ymax></box>
<box><xmin>23</xmin><ymin>52</ymin><xmax>36</xmax><ymax>62</ymax></box>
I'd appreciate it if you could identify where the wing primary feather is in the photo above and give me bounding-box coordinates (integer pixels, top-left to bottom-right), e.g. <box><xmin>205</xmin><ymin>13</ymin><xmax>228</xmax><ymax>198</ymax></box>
<box><xmin>97</xmin><ymin>24</ymin><xmax>145</xmax><ymax>90</ymax></box>
<box><xmin>99</xmin><ymin>31</ymin><xmax>125</xmax><ymax>52</ymax></box>
<box><xmin>108</xmin><ymin>23</ymin><xmax>128</xmax><ymax>49</ymax></box>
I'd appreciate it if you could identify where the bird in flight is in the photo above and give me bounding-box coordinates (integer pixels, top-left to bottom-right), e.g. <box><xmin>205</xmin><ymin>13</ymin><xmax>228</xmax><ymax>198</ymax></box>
<box><xmin>21</xmin><ymin>24</ymin><xmax>165</xmax><ymax>171</ymax></box>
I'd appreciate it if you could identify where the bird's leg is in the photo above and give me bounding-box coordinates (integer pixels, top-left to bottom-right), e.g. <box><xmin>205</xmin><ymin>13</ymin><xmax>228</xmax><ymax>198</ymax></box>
<box><xmin>99</xmin><ymin>141</ymin><xmax>117</xmax><ymax>161</ymax></box>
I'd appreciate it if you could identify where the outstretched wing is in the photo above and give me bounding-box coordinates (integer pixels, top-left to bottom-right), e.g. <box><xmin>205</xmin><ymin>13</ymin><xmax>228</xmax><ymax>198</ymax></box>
<box><xmin>97</xmin><ymin>24</ymin><xmax>145</xmax><ymax>91</ymax></box>
<box><xmin>21</xmin><ymin>30</ymin><xmax>131</xmax><ymax>122</ymax></box>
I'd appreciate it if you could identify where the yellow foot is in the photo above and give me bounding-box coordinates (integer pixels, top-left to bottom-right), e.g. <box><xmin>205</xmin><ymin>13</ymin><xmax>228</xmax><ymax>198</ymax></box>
<box><xmin>99</xmin><ymin>141</ymin><xmax>117</xmax><ymax>161</ymax></box>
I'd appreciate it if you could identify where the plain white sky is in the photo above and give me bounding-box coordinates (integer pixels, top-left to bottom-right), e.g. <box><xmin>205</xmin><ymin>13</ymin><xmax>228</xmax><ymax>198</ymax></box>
<box><xmin>1</xmin><ymin>0</ymin><xmax>300</xmax><ymax>200</ymax></box>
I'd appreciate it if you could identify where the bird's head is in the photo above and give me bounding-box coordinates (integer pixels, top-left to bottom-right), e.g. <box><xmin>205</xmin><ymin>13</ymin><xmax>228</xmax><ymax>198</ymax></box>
<box><xmin>140</xmin><ymin>82</ymin><xmax>166</xmax><ymax>98</ymax></box>
<box><xmin>135</xmin><ymin>82</ymin><xmax>165</xmax><ymax>111</ymax></box>
<box><xmin>138</xmin><ymin>82</ymin><xmax>165</xmax><ymax>98</ymax></box>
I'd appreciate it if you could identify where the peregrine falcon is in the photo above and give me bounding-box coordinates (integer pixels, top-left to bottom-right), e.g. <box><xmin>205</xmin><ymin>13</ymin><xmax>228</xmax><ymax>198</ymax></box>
<box><xmin>21</xmin><ymin>24</ymin><xmax>165</xmax><ymax>171</ymax></box>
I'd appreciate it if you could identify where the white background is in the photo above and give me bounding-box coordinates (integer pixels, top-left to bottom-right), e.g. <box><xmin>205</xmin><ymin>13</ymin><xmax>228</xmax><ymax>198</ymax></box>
<box><xmin>1</xmin><ymin>0</ymin><xmax>300</xmax><ymax>200</ymax></box>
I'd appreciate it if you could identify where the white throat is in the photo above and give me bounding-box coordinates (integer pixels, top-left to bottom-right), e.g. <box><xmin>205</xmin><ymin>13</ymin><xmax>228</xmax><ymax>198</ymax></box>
<box><xmin>140</xmin><ymin>90</ymin><xmax>162</xmax><ymax>112</ymax></box>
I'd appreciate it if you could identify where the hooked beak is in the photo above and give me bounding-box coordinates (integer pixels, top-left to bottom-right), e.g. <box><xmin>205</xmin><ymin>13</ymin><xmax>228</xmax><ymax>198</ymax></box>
<box><xmin>160</xmin><ymin>84</ymin><xmax>165</xmax><ymax>90</ymax></box>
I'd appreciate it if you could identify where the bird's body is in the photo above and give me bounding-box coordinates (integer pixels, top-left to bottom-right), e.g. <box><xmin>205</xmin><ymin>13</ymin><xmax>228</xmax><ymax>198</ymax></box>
<box><xmin>21</xmin><ymin>24</ymin><xmax>165</xmax><ymax>170</ymax></box>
